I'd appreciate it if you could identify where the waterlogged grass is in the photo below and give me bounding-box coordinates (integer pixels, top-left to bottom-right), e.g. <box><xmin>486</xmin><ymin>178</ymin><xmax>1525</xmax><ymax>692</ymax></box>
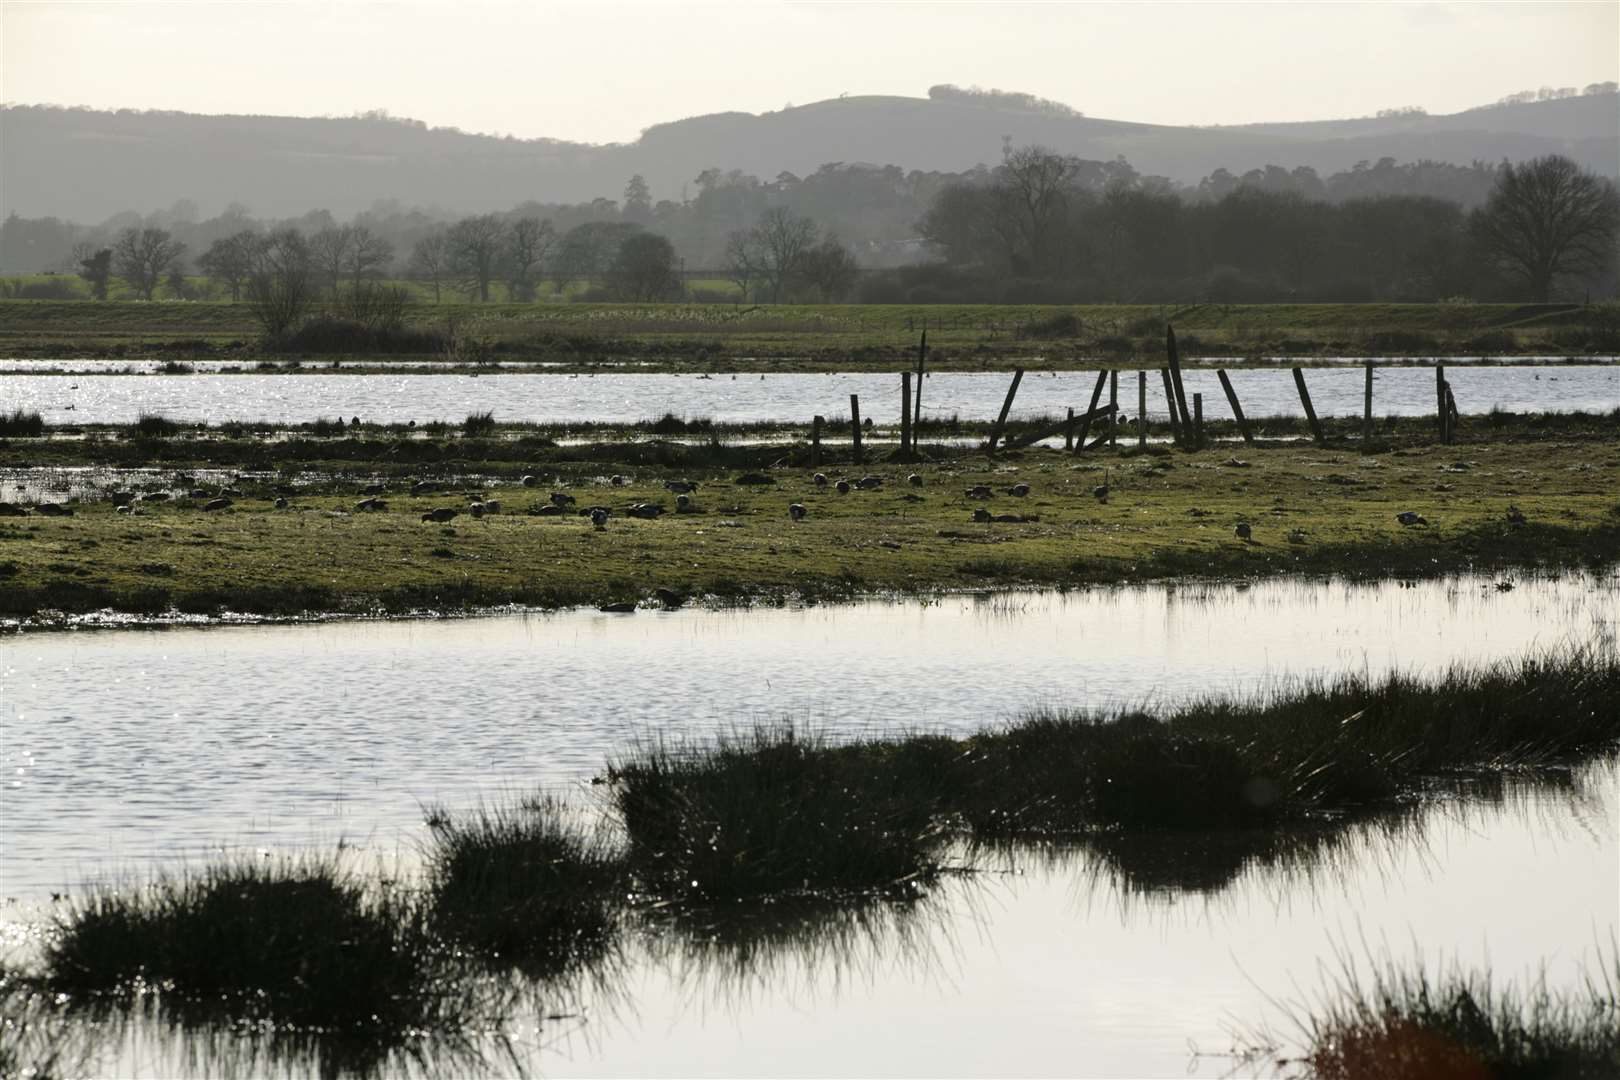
<box><xmin>2</xmin><ymin>433</ymin><xmax>1616</xmax><ymax>620</ymax></box>
<box><xmin>2</xmin><ymin>299</ymin><xmax>1614</xmax><ymax>366</ymax></box>
<box><xmin>610</xmin><ymin>727</ymin><xmax>946</xmax><ymax>901</ymax></box>
<box><xmin>1244</xmin><ymin>948</ymin><xmax>1620</xmax><ymax>1080</ymax></box>
<box><xmin>424</xmin><ymin>798</ymin><xmax>625</xmax><ymax>982</ymax></box>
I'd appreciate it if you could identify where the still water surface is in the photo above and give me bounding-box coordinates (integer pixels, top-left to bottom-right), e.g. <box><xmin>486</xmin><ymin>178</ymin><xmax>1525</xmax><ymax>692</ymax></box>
<box><xmin>2</xmin><ymin>576</ymin><xmax>1616</xmax><ymax>1076</ymax></box>
<box><xmin>2</xmin><ymin>364</ymin><xmax>1615</xmax><ymax>425</ymax></box>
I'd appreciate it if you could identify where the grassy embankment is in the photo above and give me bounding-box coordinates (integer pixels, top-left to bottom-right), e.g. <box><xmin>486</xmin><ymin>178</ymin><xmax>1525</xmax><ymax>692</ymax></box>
<box><xmin>2</xmin><ymin>299</ymin><xmax>1616</xmax><ymax>368</ymax></box>
<box><xmin>1</xmin><ymin>420</ymin><xmax>1617</xmax><ymax>619</ymax></box>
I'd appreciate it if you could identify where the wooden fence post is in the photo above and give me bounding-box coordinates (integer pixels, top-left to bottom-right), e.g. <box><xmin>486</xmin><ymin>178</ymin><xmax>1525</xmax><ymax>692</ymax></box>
<box><xmin>1435</xmin><ymin>364</ymin><xmax>1450</xmax><ymax>444</ymax></box>
<box><xmin>900</xmin><ymin>372</ymin><xmax>912</xmax><ymax>455</ymax></box>
<box><xmin>1166</xmin><ymin>324</ymin><xmax>1194</xmax><ymax>435</ymax></box>
<box><xmin>1160</xmin><ymin>369</ymin><xmax>1183</xmax><ymax>445</ymax></box>
<box><xmin>1216</xmin><ymin>370</ymin><xmax>1254</xmax><ymax>444</ymax></box>
<box><xmin>1109</xmin><ymin>369</ymin><xmax>1118</xmax><ymax>447</ymax></box>
<box><xmin>1064</xmin><ymin>407</ymin><xmax>1075</xmax><ymax>451</ymax></box>
<box><xmin>913</xmin><ymin>330</ymin><xmax>927</xmax><ymax>431</ymax></box>
<box><xmin>811</xmin><ymin>414</ymin><xmax>823</xmax><ymax>466</ymax></box>
<box><xmin>1363</xmin><ymin>361</ymin><xmax>1374</xmax><ymax>442</ymax></box>
<box><xmin>1193</xmin><ymin>392</ymin><xmax>1204</xmax><ymax>450</ymax></box>
<box><xmin>1073</xmin><ymin>370</ymin><xmax>1109</xmax><ymax>453</ymax></box>
<box><xmin>987</xmin><ymin>368</ymin><xmax>1024</xmax><ymax>453</ymax></box>
<box><xmin>850</xmin><ymin>394</ymin><xmax>863</xmax><ymax>464</ymax></box>
<box><xmin>1137</xmin><ymin>370</ymin><xmax>1147</xmax><ymax>449</ymax></box>
<box><xmin>1293</xmin><ymin>367</ymin><xmax>1326</xmax><ymax>445</ymax></box>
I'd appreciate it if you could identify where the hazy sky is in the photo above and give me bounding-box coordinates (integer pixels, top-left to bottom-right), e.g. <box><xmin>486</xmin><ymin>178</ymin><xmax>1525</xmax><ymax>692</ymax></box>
<box><xmin>4</xmin><ymin>1</ymin><xmax>1616</xmax><ymax>144</ymax></box>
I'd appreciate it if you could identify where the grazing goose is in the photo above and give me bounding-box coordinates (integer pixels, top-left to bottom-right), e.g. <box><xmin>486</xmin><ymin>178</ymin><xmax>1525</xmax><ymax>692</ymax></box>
<box><xmin>664</xmin><ymin>480</ymin><xmax>699</xmax><ymax>494</ymax></box>
<box><xmin>550</xmin><ymin>491</ymin><xmax>576</xmax><ymax>507</ymax></box>
<box><xmin>675</xmin><ymin>493</ymin><xmax>692</xmax><ymax>511</ymax></box>
<box><xmin>836</xmin><ymin>480</ymin><xmax>851</xmax><ymax>495</ymax></box>
<box><xmin>1396</xmin><ymin>511</ymin><xmax>1428</xmax><ymax>527</ymax></box>
<box><xmin>627</xmin><ymin>503</ymin><xmax>663</xmax><ymax>519</ymax></box>
<box><xmin>273</xmin><ymin>497</ymin><xmax>288</xmax><ymax>509</ymax></box>
<box><xmin>1008</xmin><ymin>483</ymin><xmax>1030</xmax><ymax>497</ymax></box>
<box><xmin>422</xmin><ymin>507</ymin><xmax>459</xmax><ymax>523</ymax></box>
<box><xmin>362</xmin><ymin>482</ymin><xmax>386</xmax><ymax>495</ymax></box>
<box><xmin>521</xmin><ymin>475</ymin><xmax>539</xmax><ymax>488</ymax></box>
<box><xmin>411</xmin><ymin>480</ymin><xmax>439</xmax><ymax>495</ymax></box>
<box><xmin>355</xmin><ymin>498</ymin><xmax>387</xmax><ymax>512</ymax></box>
<box><xmin>1092</xmin><ymin>468</ymin><xmax>1111</xmax><ymax>502</ymax></box>
<box><xmin>202</xmin><ymin>497</ymin><xmax>232</xmax><ymax>512</ymax></box>
<box><xmin>856</xmin><ymin>475</ymin><xmax>883</xmax><ymax>490</ymax></box>
<box><xmin>973</xmin><ymin>507</ymin><xmax>993</xmax><ymax>523</ymax></box>
<box><xmin>36</xmin><ymin>503</ymin><xmax>73</xmax><ymax>517</ymax></box>
<box><xmin>610</xmin><ymin>474</ymin><xmax>626</xmax><ymax>487</ymax></box>
<box><xmin>788</xmin><ymin>503</ymin><xmax>807</xmax><ymax>521</ymax></box>
<box><xmin>965</xmin><ymin>484</ymin><xmax>994</xmax><ymax>499</ymax></box>
<box><xmin>908</xmin><ymin>473</ymin><xmax>923</xmax><ymax>487</ymax></box>
<box><xmin>468</xmin><ymin>501</ymin><xmax>486</xmax><ymax>517</ymax></box>
<box><xmin>590</xmin><ymin>507</ymin><xmax>610</xmax><ymax>529</ymax></box>
<box><xmin>1235</xmin><ymin>521</ymin><xmax>1252</xmax><ymax>541</ymax></box>
<box><xmin>1506</xmin><ymin>505</ymin><xmax>1527</xmax><ymax>525</ymax></box>
<box><xmin>812</xmin><ymin>473</ymin><xmax>828</xmax><ymax>487</ymax></box>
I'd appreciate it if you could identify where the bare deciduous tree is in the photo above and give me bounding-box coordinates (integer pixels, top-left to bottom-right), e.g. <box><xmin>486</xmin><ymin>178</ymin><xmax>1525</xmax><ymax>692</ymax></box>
<box><xmin>344</xmin><ymin>226</ymin><xmax>395</xmax><ymax>291</ymax></box>
<box><xmin>408</xmin><ymin>233</ymin><xmax>451</xmax><ymax>303</ymax></box>
<box><xmin>502</xmin><ymin>218</ymin><xmax>555</xmax><ymax>301</ymax></box>
<box><xmin>245</xmin><ymin>229</ymin><xmax>313</xmax><ymax>337</ymax></box>
<box><xmin>1472</xmin><ymin>155</ymin><xmax>1620</xmax><ymax>301</ymax></box>
<box><xmin>197</xmin><ymin>231</ymin><xmax>259</xmax><ymax>301</ymax></box>
<box><xmin>447</xmin><ymin>215</ymin><xmax>507</xmax><ymax>301</ymax></box>
<box><xmin>723</xmin><ymin>229</ymin><xmax>763</xmax><ymax>302</ymax></box>
<box><xmin>309</xmin><ymin>226</ymin><xmax>352</xmax><ymax>298</ymax></box>
<box><xmin>751</xmin><ymin>207</ymin><xmax>817</xmax><ymax>302</ymax></box>
<box><xmin>112</xmin><ymin>227</ymin><xmax>186</xmax><ymax>301</ymax></box>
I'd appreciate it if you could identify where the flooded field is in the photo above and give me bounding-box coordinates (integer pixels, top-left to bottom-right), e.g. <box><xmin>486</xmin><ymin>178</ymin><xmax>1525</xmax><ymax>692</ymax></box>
<box><xmin>2</xmin><ymin>363</ymin><xmax>1616</xmax><ymax>425</ymax></box>
<box><xmin>3</xmin><ymin>574</ymin><xmax>1616</xmax><ymax>1076</ymax></box>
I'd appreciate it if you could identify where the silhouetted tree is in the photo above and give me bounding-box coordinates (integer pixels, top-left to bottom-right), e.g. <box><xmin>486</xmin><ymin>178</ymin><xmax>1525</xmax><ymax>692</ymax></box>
<box><xmin>73</xmin><ymin>243</ymin><xmax>113</xmax><ymax>300</ymax></box>
<box><xmin>750</xmin><ymin>207</ymin><xmax>817</xmax><ymax>302</ymax></box>
<box><xmin>408</xmin><ymin>232</ymin><xmax>450</xmax><ymax>302</ymax></box>
<box><xmin>550</xmin><ymin>221</ymin><xmax>638</xmax><ymax>294</ymax></box>
<box><xmin>446</xmin><ymin>215</ymin><xmax>506</xmax><ymax>301</ymax></box>
<box><xmin>308</xmin><ymin>226</ymin><xmax>352</xmax><ymax>297</ymax></box>
<box><xmin>623</xmin><ymin>175</ymin><xmax>653</xmax><ymax>224</ymax></box>
<box><xmin>343</xmin><ymin>225</ymin><xmax>395</xmax><ymax>290</ymax></box>
<box><xmin>197</xmin><ymin>231</ymin><xmax>259</xmax><ymax>301</ymax></box>
<box><xmin>245</xmin><ymin>229</ymin><xmax>313</xmax><ymax>336</ymax></box>
<box><xmin>799</xmin><ymin>235</ymin><xmax>859</xmax><ymax>301</ymax></box>
<box><xmin>605</xmin><ymin>232</ymin><xmax>681</xmax><ymax>300</ymax></box>
<box><xmin>112</xmin><ymin>227</ymin><xmax>186</xmax><ymax>300</ymax></box>
<box><xmin>502</xmin><ymin>217</ymin><xmax>554</xmax><ymax>301</ymax></box>
<box><xmin>1471</xmin><ymin>155</ymin><xmax>1620</xmax><ymax>300</ymax></box>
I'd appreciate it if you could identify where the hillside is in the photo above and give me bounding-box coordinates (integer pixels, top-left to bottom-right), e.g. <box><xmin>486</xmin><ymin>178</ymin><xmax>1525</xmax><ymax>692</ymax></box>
<box><xmin>2</xmin><ymin>91</ymin><xmax>1615</xmax><ymax>221</ymax></box>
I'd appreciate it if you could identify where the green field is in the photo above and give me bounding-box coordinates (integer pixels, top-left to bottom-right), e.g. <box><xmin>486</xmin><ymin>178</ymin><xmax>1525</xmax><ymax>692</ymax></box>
<box><xmin>2</xmin><ymin>298</ymin><xmax>1615</xmax><ymax>369</ymax></box>
<box><xmin>2</xmin><ymin>424</ymin><xmax>1615</xmax><ymax>620</ymax></box>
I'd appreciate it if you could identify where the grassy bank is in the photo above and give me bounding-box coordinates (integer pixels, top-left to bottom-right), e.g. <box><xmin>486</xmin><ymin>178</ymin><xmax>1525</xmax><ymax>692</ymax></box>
<box><xmin>2</xmin><ymin>300</ymin><xmax>1616</xmax><ymax>368</ymax></box>
<box><xmin>2</xmin><ymin>425</ymin><xmax>1617</xmax><ymax>620</ymax></box>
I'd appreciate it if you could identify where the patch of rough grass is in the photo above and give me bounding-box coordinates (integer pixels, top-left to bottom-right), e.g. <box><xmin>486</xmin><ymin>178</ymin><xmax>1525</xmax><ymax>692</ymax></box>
<box><xmin>609</xmin><ymin>726</ymin><xmax>946</xmax><ymax>902</ymax></box>
<box><xmin>424</xmin><ymin>797</ymin><xmax>626</xmax><ymax>982</ymax></box>
<box><xmin>1242</xmin><ymin>945</ymin><xmax>1620</xmax><ymax>1080</ymax></box>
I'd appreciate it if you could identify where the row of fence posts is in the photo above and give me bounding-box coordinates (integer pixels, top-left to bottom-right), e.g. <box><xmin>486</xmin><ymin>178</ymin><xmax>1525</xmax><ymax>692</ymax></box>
<box><xmin>813</xmin><ymin>326</ymin><xmax>1463</xmax><ymax>458</ymax></box>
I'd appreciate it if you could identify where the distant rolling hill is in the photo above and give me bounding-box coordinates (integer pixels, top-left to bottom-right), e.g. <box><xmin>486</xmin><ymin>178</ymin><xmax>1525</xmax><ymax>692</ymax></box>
<box><xmin>3</xmin><ymin>91</ymin><xmax>1615</xmax><ymax>220</ymax></box>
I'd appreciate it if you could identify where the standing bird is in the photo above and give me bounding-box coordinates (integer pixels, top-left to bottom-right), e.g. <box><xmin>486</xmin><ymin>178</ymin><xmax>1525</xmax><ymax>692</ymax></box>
<box><xmin>590</xmin><ymin>507</ymin><xmax>610</xmax><ymax>529</ymax></box>
<box><xmin>1235</xmin><ymin>521</ymin><xmax>1252</xmax><ymax>542</ymax></box>
<box><xmin>788</xmin><ymin>503</ymin><xmax>807</xmax><ymax>521</ymax></box>
<box><xmin>664</xmin><ymin>480</ymin><xmax>699</xmax><ymax>494</ymax></box>
<box><xmin>812</xmin><ymin>473</ymin><xmax>828</xmax><ymax>487</ymax></box>
<box><xmin>1396</xmin><ymin>511</ymin><xmax>1428</xmax><ymax>527</ymax></box>
<box><xmin>550</xmin><ymin>491</ymin><xmax>576</xmax><ymax>507</ymax></box>
<box><xmin>1092</xmin><ymin>468</ymin><xmax>1111</xmax><ymax>503</ymax></box>
<box><xmin>676</xmin><ymin>493</ymin><xmax>692</xmax><ymax>511</ymax></box>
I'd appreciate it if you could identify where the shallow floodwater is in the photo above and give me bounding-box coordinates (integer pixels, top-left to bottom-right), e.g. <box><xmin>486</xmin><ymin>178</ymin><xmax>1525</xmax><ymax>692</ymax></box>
<box><xmin>2</xmin><ymin>364</ymin><xmax>1615</xmax><ymax>425</ymax></box>
<box><xmin>3</xmin><ymin>573</ymin><xmax>1615</xmax><ymax>899</ymax></box>
<box><xmin>2</xmin><ymin>577</ymin><xmax>1617</xmax><ymax>1077</ymax></box>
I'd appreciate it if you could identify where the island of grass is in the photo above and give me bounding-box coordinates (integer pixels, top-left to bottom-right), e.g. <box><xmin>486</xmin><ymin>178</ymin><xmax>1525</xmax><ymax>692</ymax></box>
<box><xmin>1</xmin><ymin>410</ymin><xmax>1616</xmax><ymax>622</ymax></box>
<box><xmin>1</xmin><ymin>299</ymin><xmax>1616</xmax><ymax>368</ymax></box>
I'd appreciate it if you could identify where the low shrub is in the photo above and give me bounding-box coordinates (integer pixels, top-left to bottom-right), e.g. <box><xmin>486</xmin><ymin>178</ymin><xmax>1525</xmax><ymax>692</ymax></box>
<box><xmin>0</xmin><ymin>408</ymin><xmax>45</xmax><ymax>437</ymax></box>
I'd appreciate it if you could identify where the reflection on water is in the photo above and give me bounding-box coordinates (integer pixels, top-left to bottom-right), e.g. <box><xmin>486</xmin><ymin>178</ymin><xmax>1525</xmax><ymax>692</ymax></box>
<box><xmin>8</xmin><ymin>763</ymin><xmax>1611</xmax><ymax>1078</ymax></box>
<box><xmin>3</xmin><ymin>574</ymin><xmax>1615</xmax><ymax>899</ymax></box>
<box><xmin>2</xmin><ymin>364</ymin><xmax>1616</xmax><ymax>424</ymax></box>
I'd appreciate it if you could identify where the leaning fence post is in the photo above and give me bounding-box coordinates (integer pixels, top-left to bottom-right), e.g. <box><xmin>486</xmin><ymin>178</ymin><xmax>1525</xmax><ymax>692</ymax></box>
<box><xmin>1137</xmin><ymin>370</ymin><xmax>1147</xmax><ymax>449</ymax></box>
<box><xmin>987</xmin><ymin>368</ymin><xmax>1024</xmax><ymax>453</ymax></box>
<box><xmin>1109</xmin><ymin>369</ymin><xmax>1118</xmax><ymax>447</ymax></box>
<box><xmin>1445</xmin><ymin>383</ymin><xmax>1460</xmax><ymax>440</ymax></box>
<box><xmin>811</xmin><ymin>414</ymin><xmax>823</xmax><ymax>466</ymax></box>
<box><xmin>1436</xmin><ymin>364</ymin><xmax>1447</xmax><ymax>444</ymax></box>
<box><xmin>1193</xmin><ymin>392</ymin><xmax>1204</xmax><ymax>450</ymax></box>
<box><xmin>1216</xmin><ymin>370</ymin><xmax>1254</xmax><ymax>444</ymax></box>
<box><xmin>1363</xmin><ymin>361</ymin><xmax>1374</xmax><ymax>442</ymax></box>
<box><xmin>850</xmin><ymin>394</ymin><xmax>863</xmax><ymax>464</ymax></box>
<box><xmin>900</xmin><ymin>372</ymin><xmax>912</xmax><ymax>455</ymax></box>
<box><xmin>1166</xmin><ymin>324</ymin><xmax>1194</xmax><ymax>435</ymax></box>
<box><xmin>1073</xmin><ymin>370</ymin><xmax>1108</xmax><ymax>453</ymax></box>
<box><xmin>913</xmin><ymin>330</ymin><xmax>927</xmax><ymax>431</ymax></box>
<box><xmin>1293</xmin><ymin>367</ymin><xmax>1326</xmax><ymax>445</ymax></box>
<box><xmin>1160</xmin><ymin>369</ymin><xmax>1184</xmax><ymax>445</ymax></box>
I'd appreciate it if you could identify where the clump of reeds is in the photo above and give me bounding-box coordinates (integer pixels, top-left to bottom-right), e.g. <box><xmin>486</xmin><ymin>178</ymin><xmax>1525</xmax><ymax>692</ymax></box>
<box><xmin>1287</xmin><ymin>950</ymin><xmax>1620</xmax><ymax>1080</ymax></box>
<box><xmin>132</xmin><ymin>412</ymin><xmax>179</xmax><ymax>438</ymax></box>
<box><xmin>43</xmin><ymin>856</ymin><xmax>432</xmax><ymax>1033</ymax></box>
<box><xmin>608</xmin><ymin>726</ymin><xmax>946</xmax><ymax>902</ymax></box>
<box><xmin>463</xmin><ymin>411</ymin><xmax>497</xmax><ymax>437</ymax></box>
<box><xmin>424</xmin><ymin>797</ymin><xmax>626</xmax><ymax>980</ymax></box>
<box><xmin>0</xmin><ymin>408</ymin><xmax>45</xmax><ymax>437</ymax></box>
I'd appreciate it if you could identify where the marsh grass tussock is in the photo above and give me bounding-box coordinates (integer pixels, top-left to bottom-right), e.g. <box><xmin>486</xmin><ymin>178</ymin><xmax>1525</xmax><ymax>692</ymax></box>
<box><xmin>609</xmin><ymin>726</ymin><xmax>947</xmax><ymax>902</ymax></box>
<box><xmin>1251</xmin><ymin>947</ymin><xmax>1620</xmax><ymax>1080</ymax></box>
<box><xmin>0</xmin><ymin>408</ymin><xmax>45</xmax><ymax>437</ymax></box>
<box><xmin>424</xmin><ymin>797</ymin><xmax>627</xmax><ymax>981</ymax></box>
